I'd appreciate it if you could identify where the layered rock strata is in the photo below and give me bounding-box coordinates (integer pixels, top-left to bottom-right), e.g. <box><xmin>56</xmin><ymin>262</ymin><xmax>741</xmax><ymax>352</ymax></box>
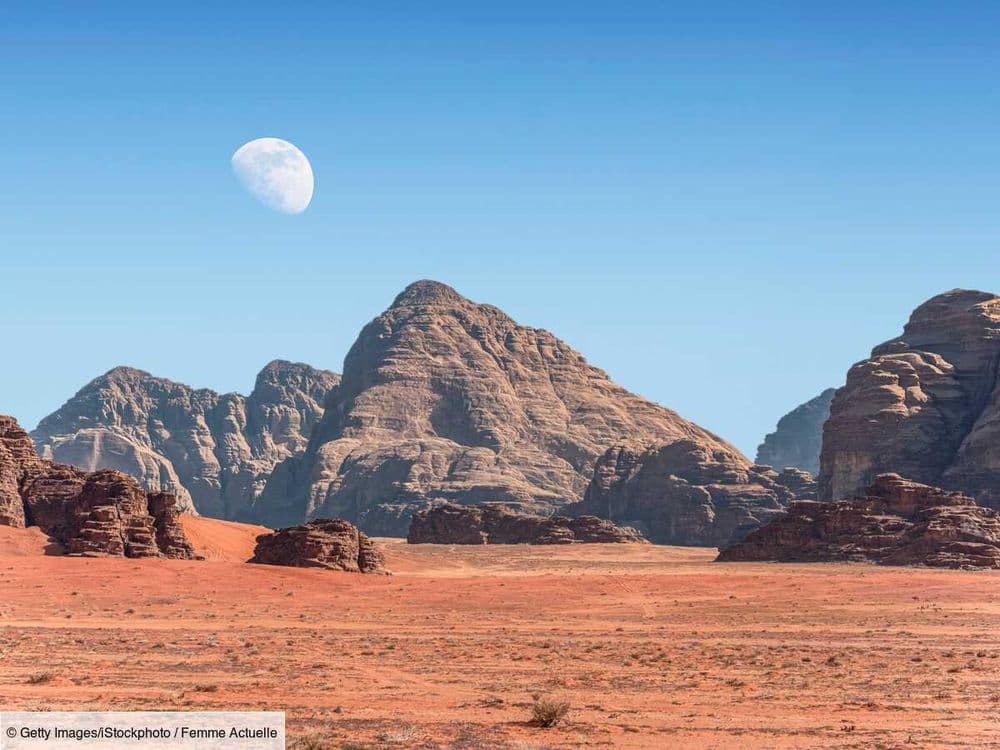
<box><xmin>250</xmin><ymin>518</ymin><xmax>386</xmax><ymax>572</ymax></box>
<box><xmin>33</xmin><ymin>360</ymin><xmax>339</xmax><ymax>519</ymax></box>
<box><xmin>819</xmin><ymin>290</ymin><xmax>1000</xmax><ymax>507</ymax></box>
<box><xmin>407</xmin><ymin>502</ymin><xmax>647</xmax><ymax>545</ymax></box>
<box><xmin>718</xmin><ymin>474</ymin><xmax>1000</xmax><ymax>569</ymax></box>
<box><xmin>1</xmin><ymin>415</ymin><xmax>198</xmax><ymax>558</ymax></box>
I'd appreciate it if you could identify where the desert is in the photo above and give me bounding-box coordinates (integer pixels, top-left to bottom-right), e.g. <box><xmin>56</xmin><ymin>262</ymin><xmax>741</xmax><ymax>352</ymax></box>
<box><xmin>1</xmin><ymin>519</ymin><xmax>998</xmax><ymax>749</ymax></box>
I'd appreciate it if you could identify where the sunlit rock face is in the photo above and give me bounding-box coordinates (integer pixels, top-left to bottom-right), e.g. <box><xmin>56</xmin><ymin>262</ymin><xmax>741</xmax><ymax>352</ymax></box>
<box><xmin>32</xmin><ymin>361</ymin><xmax>339</xmax><ymax>519</ymax></box>
<box><xmin>819</xmin><ymin>289</ymin><xmax>1000</xmax><ymax>508</ymax></box>
<box><xmin>253</xmin><ymin>280</ymin><xmax>745</xmax><ymax>536</ymax></box>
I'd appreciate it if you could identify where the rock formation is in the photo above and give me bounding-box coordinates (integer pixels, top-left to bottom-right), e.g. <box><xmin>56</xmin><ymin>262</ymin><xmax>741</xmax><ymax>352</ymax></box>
<box><xmin>250</xmin><ymin>518</ymin><xmax>386</xmax><ymax>572</ymax></box>
<box><xmin>0</xmin><ymin>414</ymin><xmax>198</xmax><ymax>558</ymax></box>
<box><xmin>818</xmin><ymin>290</ymin><xmax>1000</xmax><ymax>508</ymax></box>
<box><xmin>565</xmin><ymin>440</ymin><xmax>804</xmax><ymax>546</ymax></box>
<box><xmin>718</xmin><ymin>474</ymin><xmax>1000</xmax><ymax>569</ymax></box>
<box><xmin>756</xmin><ymin>388</ymin><xmax>836</xmax><ymax>475</ymax></box>
<box><xmin>32</xmin><ymin>360</ymin><xmax>339</xmax><ymax>519</ymax></box>
<box><xmin>253</xmin><ymin>280</ymin><xmax>755</xmax><ymax>536</ymax></box>
<box><xmin>407</xmin><ymin>502</ymin><xmax>646</xmax><ymax>545</ymax></box>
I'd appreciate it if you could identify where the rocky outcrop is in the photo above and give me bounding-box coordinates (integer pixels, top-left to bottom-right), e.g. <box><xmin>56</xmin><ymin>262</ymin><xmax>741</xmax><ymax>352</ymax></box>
<box><xmin>566</xmin><ymin>440</ymin><xmax>802</xmax><ymax>546</ymax></box>
<box><xmin>718</xmin><ymin>474</ymin><xmax>1000</xmax><ymax>569</ymax></box>
<box><xmin>32</xmin><ymin>360</ymin><xmax>339</xmax><ymax>519</ymax></box>
<box><xmin>0</xmin><ymin>415</ymin><xmax>198</xmax><ymax>558</ymax></box>
<box><xmin>756</xmin><ymin>389</ymin><xmax>836</xmax><ymax>475</ymax></box>
<box><xmin>253</xmin><ymin>280</ymin><xmax>748</xmax><ymax>536</ymax></box>
<box><xmin>407</xmin><ymin>502</ymin><xmax>646</xmax><ymax>545</ymax></box>
<box><xmin>249</xmin><ymin>518</ymin><xmax>386</xmax><ymax>572</ymax></box>
<box><xmin>818</xmin><ymin>290</ymin><xmax>1000</xmax><ymax>508</ymax></box>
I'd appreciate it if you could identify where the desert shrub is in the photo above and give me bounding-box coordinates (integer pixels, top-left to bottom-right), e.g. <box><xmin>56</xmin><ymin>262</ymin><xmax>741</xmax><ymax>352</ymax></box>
<box><xmin>531</xmin><ymin>696</ymin><xmax>569</xmax><ymax>728</ymax></box>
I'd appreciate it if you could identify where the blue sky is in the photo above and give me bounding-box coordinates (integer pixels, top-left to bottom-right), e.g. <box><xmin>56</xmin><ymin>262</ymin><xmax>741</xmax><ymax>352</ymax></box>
<box><xmin>2</xmin><ymin>1</ymin><xmax>998</xmax><ymax>457</ymax></box>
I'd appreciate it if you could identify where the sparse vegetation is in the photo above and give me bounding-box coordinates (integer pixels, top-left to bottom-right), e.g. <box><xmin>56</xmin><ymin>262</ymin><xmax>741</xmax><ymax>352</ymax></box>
<box><xmin>26</xmin><ymin>671</ymin><xmax>54</xmax><ymax>684</ymax></box>
<box><xmin>531</xmin><ymin>695</ymin><xmax>569</xmax><ymax>727</ymax></box>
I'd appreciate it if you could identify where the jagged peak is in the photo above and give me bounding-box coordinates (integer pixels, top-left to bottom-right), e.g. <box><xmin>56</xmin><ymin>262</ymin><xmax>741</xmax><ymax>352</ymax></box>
<box><xmin>390</xmin><ymin>280</ymin><xmax>467</xmax><ymax>309</ymax></box>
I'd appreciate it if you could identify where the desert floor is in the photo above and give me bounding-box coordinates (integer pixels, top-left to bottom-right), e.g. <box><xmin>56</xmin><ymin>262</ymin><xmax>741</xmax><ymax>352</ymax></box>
<box><xmin>1</xmin><ymin>519</ymin><xmax>999</xmax><ymax>749</ymax></box>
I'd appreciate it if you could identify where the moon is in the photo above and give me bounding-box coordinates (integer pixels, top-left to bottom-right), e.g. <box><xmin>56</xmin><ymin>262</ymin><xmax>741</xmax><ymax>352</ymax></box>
<box><xmin>231</xmin><ymin>137</ymin><xmax>314</xmax><ymax>214</ymax></box>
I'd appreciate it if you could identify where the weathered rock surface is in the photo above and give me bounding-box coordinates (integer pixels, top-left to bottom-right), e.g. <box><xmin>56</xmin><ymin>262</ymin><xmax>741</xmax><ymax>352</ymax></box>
<box><xmin>407</xmin><ymin>502</ymin><xmax>647</xmax><ymax>545</ymax></box>
<box><xmin>0</xmin><ymin>415</ymin><xmax>198</xmax><ymax>558</ymax></box>
<box><xmin>566</xmin><ymin>440</ymin><xmax>802</xmax><ymax>546</ymax></box>
<box><xmin>250</xmin><ymin>518</ymin><xmax>386</xmax><ymax>572</ymax></box>
<box><xmin>818</xmin><ymin>290</ymin><xmax>1000</xmax><ymax>508</ymax></box>
<box><xmin>254</xmin><ymin>280</ymin><xmax>746</xmax><ymax>535</ymax></box>
<box><xmin>33</xmin><ymin>360</ymin><xmax>339</xmax><ymax>519</ymax></box>
<box><xmin>718</xmin><ymin>474</ymin><xmax>1000</xmax><ymax>568</ymax></box>
<box><xmin>756</xmin><ymin>389</ymin><xmax>836</xmax><ymax>475</ymax></box>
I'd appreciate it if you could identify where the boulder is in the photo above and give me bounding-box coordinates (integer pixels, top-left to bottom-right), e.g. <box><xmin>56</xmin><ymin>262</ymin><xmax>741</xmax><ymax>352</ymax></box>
<box><xmin>717</xmin><ymin>474</ymin><xmax>1000</xmax><ymax>569</ymax></box>
<box><xmin>250</xmin><ymin>518</ymin><xmax>386</xmax><ymax>572</ymax></box>
<box><xmin>407</xmin><ymin>502</ymin><xmax>646</xmax><ymax>545</ymax></box>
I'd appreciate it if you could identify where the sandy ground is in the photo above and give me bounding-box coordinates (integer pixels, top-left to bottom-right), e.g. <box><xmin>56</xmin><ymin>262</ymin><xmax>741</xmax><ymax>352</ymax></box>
<box><xmin>2</xmin><ymin>520</ymin><xmax>999</xmax><ymax>749</ymax></box>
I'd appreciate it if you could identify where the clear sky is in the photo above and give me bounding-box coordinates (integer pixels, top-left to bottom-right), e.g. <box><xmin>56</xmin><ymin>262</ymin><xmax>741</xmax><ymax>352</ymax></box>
<box><xmin>2</xmin><ymin>1</ymin><xmax>998</xmax><ymax>457</ymax></box>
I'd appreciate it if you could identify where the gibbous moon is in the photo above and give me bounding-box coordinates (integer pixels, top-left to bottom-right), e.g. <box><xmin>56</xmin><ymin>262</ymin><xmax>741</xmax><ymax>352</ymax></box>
<box><xmin>231</xmin><ymin>137</ymin><xmax>314</xmax><ymax>214</ymax></box>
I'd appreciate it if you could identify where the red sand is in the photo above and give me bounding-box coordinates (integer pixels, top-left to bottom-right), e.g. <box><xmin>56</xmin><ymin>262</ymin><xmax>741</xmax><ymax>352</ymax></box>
<box><xmin>1</xmin><ymin>524</ymin><xmax>999</xmax><ymax>748</ymax></box>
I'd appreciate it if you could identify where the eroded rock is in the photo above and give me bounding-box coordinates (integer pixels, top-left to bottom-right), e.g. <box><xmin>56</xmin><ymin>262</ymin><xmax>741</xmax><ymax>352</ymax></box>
<box><xmin>254</xmin><ymin>280</ymin><xmax>748</xmax><ymax>535</ymax></box>
<box><xmin>0</xmin><ymin>415</ymin><xmax>198</xmax><ymax>559</ymax></box>
<box><xmin>32</xmin><ymin>360</ymin><xmax>339</xmax><ymax>519</ymax></box>
<box><xmin>250</xmin><ymin>518</ymin><xmax>386</xmax><ymax>572</ymax></box>
<box><xmin>566</xmin><ymin>440</ymin><xmax>798</xmax><ymax>546</ymax></box>
<box><xmin>407</xmin><ymin>502</ymin><xmax>646</xmax><ymax>545</ymax></box>
<box><xmin>756</xmin><ymin>389</ymin><xmax>836</xmax><ymax>476</ymax></box>
<box><xmin>819</xmin><ymin>289</ymin><xmax>1000</xmax><ymax>508</ymax></box>
<box><xmin>718</xmin><ymin>474</ymin><xmax>1000</xmax><ymax>568</ymax></box>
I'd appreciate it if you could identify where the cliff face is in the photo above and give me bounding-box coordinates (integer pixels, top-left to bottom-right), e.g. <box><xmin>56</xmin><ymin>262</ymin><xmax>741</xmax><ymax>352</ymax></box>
<box><xmin>0</xmin><ymin>414</ymin><xmax>197</xmax><ymax>559</ymax></box>
<box><xmin>756</xmin><ymin>389</ymin><xmax>836</xmax><ymax>475</ymax></box>
<box><xmin>32</xmin><ymin>360</ymin><xmax>339</xmax><ymax>519</ymax></box>
<box><xmin>818</xmin><ymin>290</ymin><xmax>1000</xmax><ymax>508</ymax></box>
<box><xmin>254</xmin><ymin>280</ymin><xmax>746</xmax><ymax>535</ymax></box>
<box><xmin>566</xmin><ymin>440</ymin><xmax>801</xmax><ymax>546</ymax></box>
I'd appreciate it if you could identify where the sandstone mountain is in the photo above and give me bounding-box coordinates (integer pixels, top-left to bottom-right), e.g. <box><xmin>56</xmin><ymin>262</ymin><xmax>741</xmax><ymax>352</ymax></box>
<box><xmin>252</xmin><ymin>280</ymin><xmax>778</xmax><ymax>537</ymax></box>
<box><xmin>719</xmin><ymin>474</ymin><xmax>1000</xmax><ymax>569</ymax></box>
<box><xmin>564</xmin><ymin>440</ymin><xmax>808</xmax><ymax>545</ymax></box>
<box><xmin>0</xmin><ymin>415</ymin><xmax>197</xmax><ymax>558</ymax></box>
<box><xmin>32</xmin><ymin>360</ymin><xmax>339</xmax><ymax>519</ymax></box>
<box><xmin>756</xmin><ymin>388</ymin><xmax>836</xmax><ymax>475</ymax></box>
<box><xmin>819</xmin><ymin>290</ymin><xmax>1000</xmax><ymax>508</ymax></box>
<box><xmin>407</xmin><ymin>502</ymin><xmax>647</xmax><ymax>545</ymax></box>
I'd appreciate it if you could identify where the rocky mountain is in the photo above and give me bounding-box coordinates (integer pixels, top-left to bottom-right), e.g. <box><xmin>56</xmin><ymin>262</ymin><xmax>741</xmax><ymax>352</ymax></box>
<box><xmin>564</xmin><ymin>440</ymin><xmax>806</xmax><ymax>545</ymax></box>
<box><xmin>407</xmin><ymin>502</ymin><xmax>647</xmax><ymax>545</ymax></box>
<box><xmin>718</xmin><ymin>474</ymin><xmax>1000</xmax><ymax>569</ymax></box>
<box><xmin>252</xmin><ymin>280</ymin><xmax>775</xmax><ymax>537</ymax></box>
<box><xmin>32</xmin><ymin>360</ymin><xmax>339</xmax><ymax>519</ymax></box>
<box><xmin>818</xmin><ymin>290</ymin><xmax>1000</xmax><ymax>508</ymax></box>
<box><xmin>1</xmin><ymin>414</ymin><xmax>197</xmax><ymax>559</ymax></box>
<box><xmin>755</xmin><ymin>388</ymin><xmax>836</xmax><ymax>475</ymax></box>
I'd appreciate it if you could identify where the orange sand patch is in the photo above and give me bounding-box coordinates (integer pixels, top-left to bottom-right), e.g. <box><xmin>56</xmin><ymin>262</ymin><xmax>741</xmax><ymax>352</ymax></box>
<box><xmin>179</xmin><ymin>515</ymin><xmax>270</xmax><ymax>562</ymax></box>
<box><xmin>1</xmin><ymin>531</ymin><xmax>998</xmax><ymax>748</ymax></box>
